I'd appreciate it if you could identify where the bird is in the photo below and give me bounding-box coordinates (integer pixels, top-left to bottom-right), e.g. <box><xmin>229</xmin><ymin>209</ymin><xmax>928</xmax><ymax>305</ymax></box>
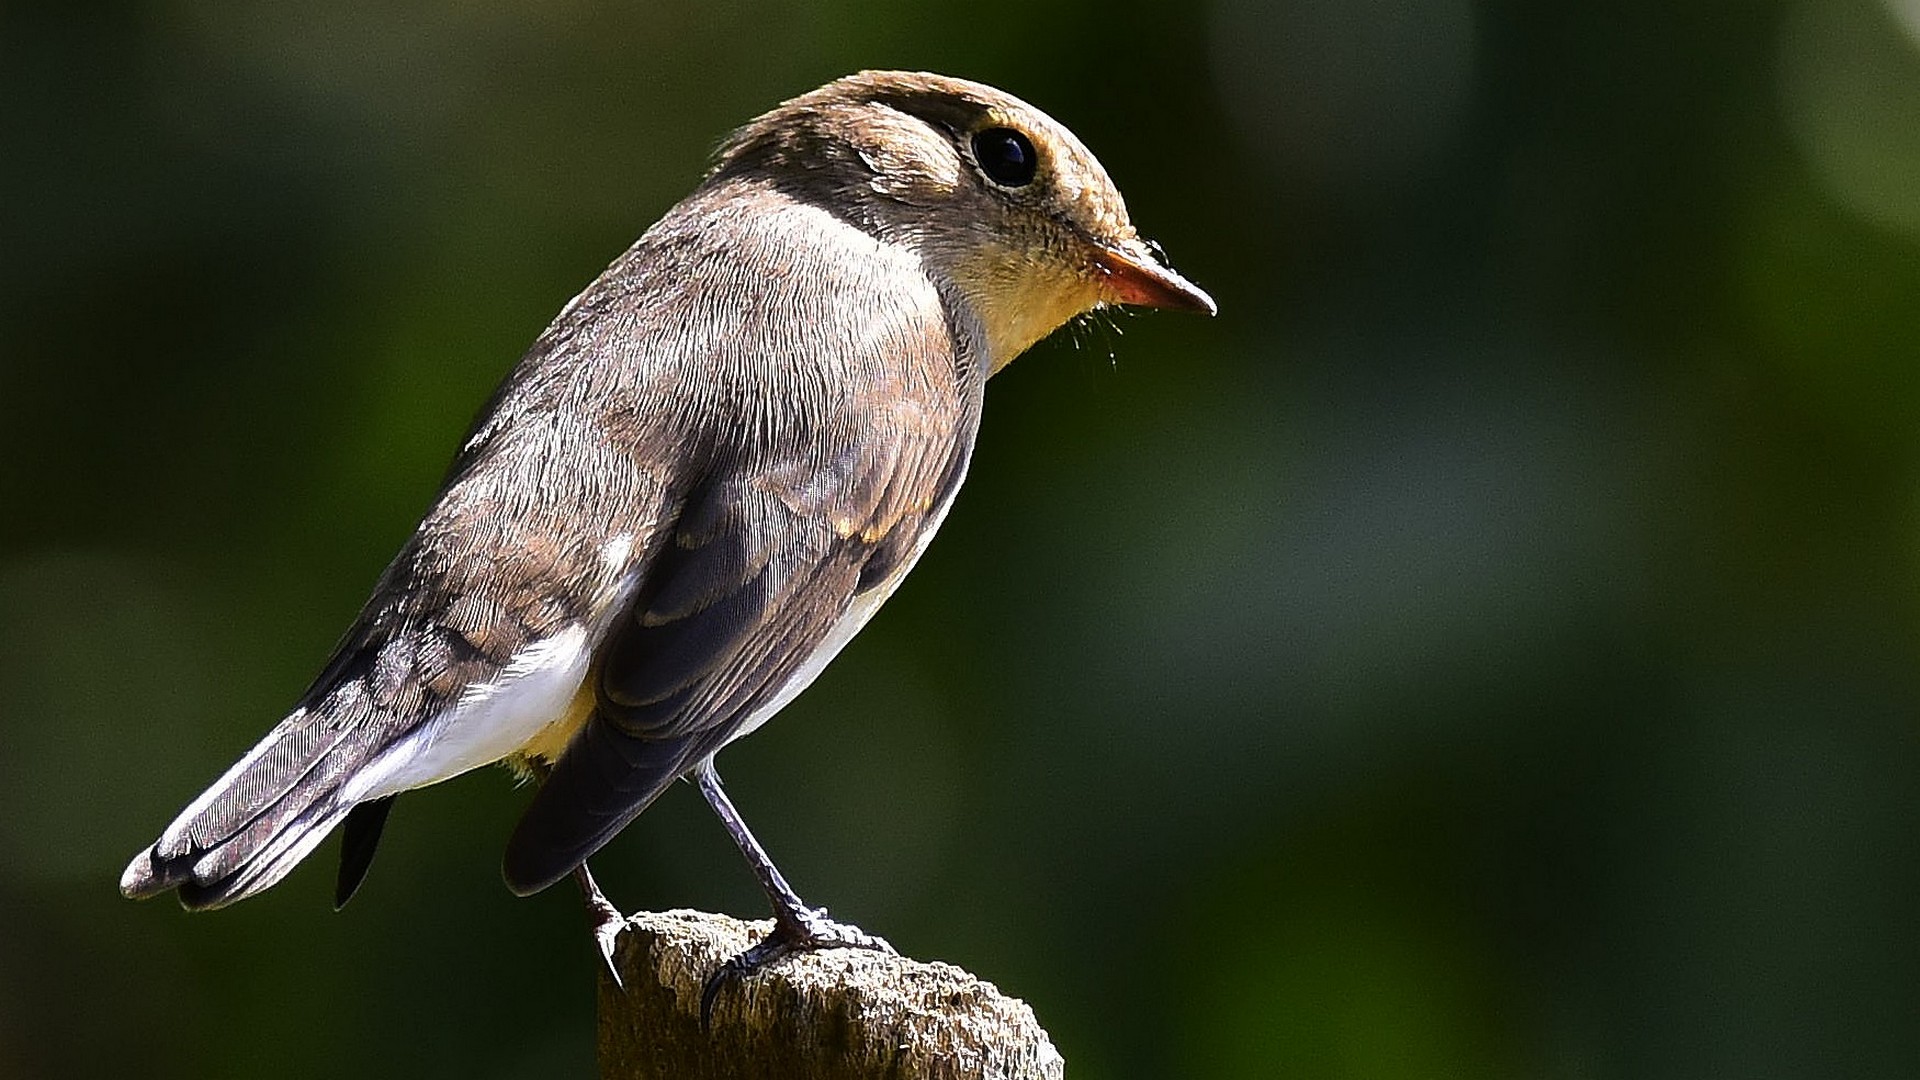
<box><xmin>119</xmin><ymin>70</ymin><xmax>1214</xmax><ymax>986</ymax></box>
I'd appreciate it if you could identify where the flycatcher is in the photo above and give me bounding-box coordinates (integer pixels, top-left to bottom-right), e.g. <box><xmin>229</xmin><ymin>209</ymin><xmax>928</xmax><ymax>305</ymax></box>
<box><xmin>121</xmin><ymin>70</ymin><xmax>1214</xmax><ymax>981</ymax></box>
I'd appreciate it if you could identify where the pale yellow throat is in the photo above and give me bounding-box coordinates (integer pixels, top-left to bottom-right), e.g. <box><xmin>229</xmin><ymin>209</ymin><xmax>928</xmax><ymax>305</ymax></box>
<box><xmin>957</xmin><ymin>249</ymin><xmax>1104</xmax><ymax>373</ymax></box>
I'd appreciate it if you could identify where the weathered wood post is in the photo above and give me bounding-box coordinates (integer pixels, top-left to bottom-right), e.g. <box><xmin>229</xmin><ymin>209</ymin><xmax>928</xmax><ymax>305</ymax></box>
<box><xmin>596</xmin><ymin>910</ymin><xmax>1063</xmax><ymax>1079</ymax></box>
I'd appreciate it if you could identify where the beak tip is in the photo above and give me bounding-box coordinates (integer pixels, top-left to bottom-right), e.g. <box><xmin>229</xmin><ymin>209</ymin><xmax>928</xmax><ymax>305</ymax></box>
<box><xmin>1140</xmin><ymin>274</ymin><xmax>1218</xmax><ymax>318</ymax></box>
<box><xmin>1094</xmin><ymin>242</ymin><xmax>1217</xmax><ymax>317</ymax></box>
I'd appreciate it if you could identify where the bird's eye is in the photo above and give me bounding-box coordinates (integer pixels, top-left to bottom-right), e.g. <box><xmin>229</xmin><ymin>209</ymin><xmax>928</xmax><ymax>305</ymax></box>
<box><xmin>971</xmin><ymin>127</ymin><xmax>1038</xmax><ymax>188</ymax></box>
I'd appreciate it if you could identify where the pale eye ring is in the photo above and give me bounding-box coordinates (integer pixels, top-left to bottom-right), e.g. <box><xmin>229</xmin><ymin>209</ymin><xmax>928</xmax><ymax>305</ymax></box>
<box><xmin>971</xmin><ymin>127</ymin><xmax>1038</xmax><ymax>187</ymax></box>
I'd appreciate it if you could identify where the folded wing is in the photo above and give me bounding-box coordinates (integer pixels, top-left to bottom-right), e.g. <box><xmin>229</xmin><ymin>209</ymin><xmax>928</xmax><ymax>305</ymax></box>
<box><xmin>501</xmin><ymin>383</ymin><xmax>975</xmax><ymax>896</ymax></box>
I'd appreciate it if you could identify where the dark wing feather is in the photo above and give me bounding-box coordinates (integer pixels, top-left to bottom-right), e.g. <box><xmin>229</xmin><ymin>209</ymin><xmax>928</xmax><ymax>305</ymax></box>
<box><xmin>603</xmin><ymin>500</ymin><xmax>778</xmax><ymax>714</ymax></box>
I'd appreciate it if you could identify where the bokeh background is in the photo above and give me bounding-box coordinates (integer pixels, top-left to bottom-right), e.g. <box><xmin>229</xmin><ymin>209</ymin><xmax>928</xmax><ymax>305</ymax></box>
<box><xmin>6</xmin><ymin>0</ymin><xmax>1920</xmax><ymax>1076</ymax></box>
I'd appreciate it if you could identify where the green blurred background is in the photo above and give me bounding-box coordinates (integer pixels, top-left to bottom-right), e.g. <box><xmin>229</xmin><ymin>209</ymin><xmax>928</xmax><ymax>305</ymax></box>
<box><xmin>6</xmin><ymin>0</ymin><xmax>1920</xmax><ymax>1076</ymax></box>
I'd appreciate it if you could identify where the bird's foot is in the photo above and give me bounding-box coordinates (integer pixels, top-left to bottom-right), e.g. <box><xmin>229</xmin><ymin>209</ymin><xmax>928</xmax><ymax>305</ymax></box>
<box><xmin>573</xmin><ymin>862</ymin><xmax>627</xmax><ymax>989</ymax></box>
<box><xmin>699</xmin><ymin>907</ymin><xmax>893</xmax><ymax>1029</ymax></box>
<box><xmin>587</xmin><ymin>897</ymin><xmax>626</xmax><ymax>988</ymax></box>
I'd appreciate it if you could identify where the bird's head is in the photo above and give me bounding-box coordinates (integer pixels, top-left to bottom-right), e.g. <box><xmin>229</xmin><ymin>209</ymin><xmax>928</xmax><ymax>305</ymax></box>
<box><xmin>709</xmin><ymin>70</ymin><xmax>1215</xmax><ymax>372</ymax></box>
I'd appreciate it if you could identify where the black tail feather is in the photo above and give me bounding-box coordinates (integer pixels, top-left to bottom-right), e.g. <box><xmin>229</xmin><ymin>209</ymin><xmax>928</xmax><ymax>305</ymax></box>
<box><xmin>335</xmin><ymin>795</ymin><xmax>398</xmax><ymax>909</ymax></box>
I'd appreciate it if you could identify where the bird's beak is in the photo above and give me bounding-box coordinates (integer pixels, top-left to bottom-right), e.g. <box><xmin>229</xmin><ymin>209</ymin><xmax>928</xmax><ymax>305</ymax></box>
<box><xmin>1091</xmin><ymin>238</ymin><xmax>1217</xmax><ymax>316</ymax></box>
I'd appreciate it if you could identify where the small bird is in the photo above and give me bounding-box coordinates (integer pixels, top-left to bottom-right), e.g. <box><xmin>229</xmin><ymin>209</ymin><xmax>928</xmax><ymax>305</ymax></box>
<box><xmin>120</xmin><ymin>70</ymin><xmax>1213</xmax><ymax>982</ymax></box>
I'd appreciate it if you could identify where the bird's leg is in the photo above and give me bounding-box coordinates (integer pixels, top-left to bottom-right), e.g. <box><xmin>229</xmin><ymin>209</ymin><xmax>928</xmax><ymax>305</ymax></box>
<box><xmin>694</xmin><ymin>759</ymin><xmax>892</xmax><ymax>1025</ymax></box>
<box><xmin>573</xmin><ymin>860</ymin><xmax>627</xmax><ymax>988</ymax></box>
<box><xmin>529</xmin><ymin>758</ymin><xmax>629</xmax><ymax>986</ymax></box>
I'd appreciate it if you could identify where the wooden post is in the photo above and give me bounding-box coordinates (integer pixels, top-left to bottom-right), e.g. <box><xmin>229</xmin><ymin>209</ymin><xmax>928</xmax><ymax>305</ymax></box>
<box><xmin>597</xmin><ymin>910</ymin><xmax>1063</xmax><ymax>1080</ymax></box>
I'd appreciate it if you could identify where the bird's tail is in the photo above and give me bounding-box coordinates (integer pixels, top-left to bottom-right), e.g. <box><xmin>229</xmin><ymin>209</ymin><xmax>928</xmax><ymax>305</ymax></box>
<box><xmin>120</xmin><ymin>695</ymin><xmax>396</xmax><ymax>910</ymax></box>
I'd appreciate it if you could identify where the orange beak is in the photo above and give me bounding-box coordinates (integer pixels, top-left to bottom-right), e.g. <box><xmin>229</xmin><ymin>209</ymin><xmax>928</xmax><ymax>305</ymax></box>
<box><xmin>1091</xmin><ymin>239</ymin><xmax>1217</xmax><ymax>316</ymax></box>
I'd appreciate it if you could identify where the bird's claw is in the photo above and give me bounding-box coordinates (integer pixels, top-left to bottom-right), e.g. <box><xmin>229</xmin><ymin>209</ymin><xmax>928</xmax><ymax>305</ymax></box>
<box><xmin>591</xmin><ymin>912</ymin><xmax>626</xmax><ymax>990</ymax></box>
<box><xmin>698</xmin><ymin>908</ymin><xmax>893</xmax><ymax>1030</ymax></box>
<box><xmin>577</xmin><ymin>872</ymin><xmax>628</xmax><ymax>990</ymax></box>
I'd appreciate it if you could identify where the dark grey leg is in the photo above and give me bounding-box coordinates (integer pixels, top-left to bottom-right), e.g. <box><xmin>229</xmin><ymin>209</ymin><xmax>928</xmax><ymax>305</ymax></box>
<box><xmin>574</xmin><ymin>860</ymin><xmax>627</xmax><ymax>988</ymax></box>
<box><xmin>529</xmin><ymin>758</ymin><xmax>628</xmax><ymax>986</ymax></box>
<box><xmin>694</xmin><ymin>758</ymin><xmax>892</xmax><ymax>1025</ymax></box>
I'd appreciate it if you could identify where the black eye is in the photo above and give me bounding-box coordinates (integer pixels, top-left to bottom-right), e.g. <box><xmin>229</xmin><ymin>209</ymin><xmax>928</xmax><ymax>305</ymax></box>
<box><xmin>971</xmin><ymin>127</ymin><xmax>1038</xmax><ymax>187</ymax></box>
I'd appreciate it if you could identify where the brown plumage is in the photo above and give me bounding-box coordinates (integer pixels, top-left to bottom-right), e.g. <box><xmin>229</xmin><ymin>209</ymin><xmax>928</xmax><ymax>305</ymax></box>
<box><xmin>120</xmin><ymin>71</ymin><xmax>1212</xmax><ymax>963</ymax></box>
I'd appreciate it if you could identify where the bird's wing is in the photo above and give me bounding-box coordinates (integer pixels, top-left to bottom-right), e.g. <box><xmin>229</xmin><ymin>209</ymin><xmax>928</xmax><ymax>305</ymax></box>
<box><xmin>501</xmin><ymin>362</ymin><xmax>976</xmax><ymax>896</ymax></box>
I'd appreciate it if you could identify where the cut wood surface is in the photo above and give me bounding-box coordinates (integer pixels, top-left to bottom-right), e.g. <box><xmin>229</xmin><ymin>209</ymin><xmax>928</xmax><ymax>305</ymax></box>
<box><xmin>597</xmin><ymin>910</ymin><xmax>1063</xmax><ymax>1080</ymax></box>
